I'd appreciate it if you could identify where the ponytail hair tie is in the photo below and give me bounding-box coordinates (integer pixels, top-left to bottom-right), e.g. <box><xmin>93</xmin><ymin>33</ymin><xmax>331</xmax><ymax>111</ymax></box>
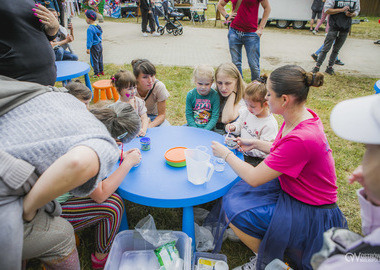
<box><xmin>257</xmin><ymin>76</ymin><xmax>267</xmax><ymax>84</ymax></box>
<box><xmin>310</xmin><ymin>73</ymin><xmax>316</xmax><ymax>87</ymax></box>
<box><xmin>111</xmin><ymin>76</ymin><xmax>116</xmax><ymax>82</ymax></box>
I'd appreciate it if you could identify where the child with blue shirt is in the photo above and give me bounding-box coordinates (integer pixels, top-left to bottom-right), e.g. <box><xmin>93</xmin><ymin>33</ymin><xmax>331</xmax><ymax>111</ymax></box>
<box><xmin>85</xmin><ymin>10</ymin><xmax>104</xmax><ymax>77</ymax></box>
<box><xmin>186</xmin><ymin>65</ymin><xmax>220</xmax><ymax>130</ymax></box>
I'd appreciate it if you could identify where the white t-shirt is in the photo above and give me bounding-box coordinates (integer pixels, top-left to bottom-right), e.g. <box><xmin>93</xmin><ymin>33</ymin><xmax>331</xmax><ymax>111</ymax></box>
<box><xmin>232</xmin><ymin>108</ymin><xmax>278</xmax><ymax>158</ymax></box>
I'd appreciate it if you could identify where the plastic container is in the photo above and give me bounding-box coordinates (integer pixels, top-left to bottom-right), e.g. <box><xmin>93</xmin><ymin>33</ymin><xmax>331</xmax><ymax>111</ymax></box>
<box><xmin>165</xmin><ymin>147</ymin><xmax>187</xmax><ymax>167</ymax></box>
<box><xmin>184</xmin><ymin>149</ymin><xmax>214</xmax><ymax>185</ymax></box>
<box><xmin>192</xmin><ymin>252</ymin><xmax>228</xmax><ymax>270</ymax></box>
<box><xmin>119</xmin><ymin>250</ymin><xmax>160</xmax><ymax>270</ymax></box>
<box><xmin>140</xmin><ymin>137</ymin><xmax>151</xmax><ymax>151</ymax></box>
<box><xmin>105</xmin><ymin>230</ymin><xmax>192</xmax><ymax>270</ymax></box>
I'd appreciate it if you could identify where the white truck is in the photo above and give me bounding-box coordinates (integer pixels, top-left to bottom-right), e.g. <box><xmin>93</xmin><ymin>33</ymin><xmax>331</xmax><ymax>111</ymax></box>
<box><xmin>259</xmin><ymin>0</ymin><xmax>314</xmax><ymax>29</ymax></box>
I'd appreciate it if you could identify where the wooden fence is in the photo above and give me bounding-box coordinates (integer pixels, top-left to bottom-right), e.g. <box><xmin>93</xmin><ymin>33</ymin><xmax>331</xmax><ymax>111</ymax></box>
<box><xmin>360</xmin><ymin>0</ymin><xmax>380</xmax><ymax>16</ymax></box>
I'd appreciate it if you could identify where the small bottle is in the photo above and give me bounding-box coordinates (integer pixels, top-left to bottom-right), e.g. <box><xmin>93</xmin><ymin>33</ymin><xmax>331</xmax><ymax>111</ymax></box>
<box><xmin>140</xmin><ymin>137</ymin><xmax>151</xmax><ymax>151</ymax></box>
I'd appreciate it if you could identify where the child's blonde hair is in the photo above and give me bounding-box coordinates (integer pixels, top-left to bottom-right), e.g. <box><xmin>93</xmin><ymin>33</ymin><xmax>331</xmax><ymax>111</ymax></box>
<box><xmin>193</xmin><ymin>64</ymin><xmax>214</xmax><ymax>83</ymax></box>
<box><xmin>65</xmin><ymin>81</ymin><xmax>92</xmax><ymax>102</ymax></box>
<box><xmin>111</xmin><ymin>70</ymin><xmax>136</xmax><ymax>93</ymax></box>
<box><xmin>215</xmin><ymin>63</ymin><xmax>245</xmax><ymax>105</ymax></box>
<box><xmin>244</xmin><ymin>74</ymin><xmax>268</xmax><ymax>105</ymax></box>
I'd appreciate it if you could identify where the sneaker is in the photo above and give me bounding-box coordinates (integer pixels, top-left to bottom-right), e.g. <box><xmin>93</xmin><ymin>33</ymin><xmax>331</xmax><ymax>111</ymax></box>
<box><xmin>335</xmin><ymin>59</ymin><xmax>345</xmax><ymax>66</ymax></box>
<box><xmin>91</xmin><ymin>253</ymin><xmax>108</xmax><ymax>270</ymax></box>
<box><xmin>311</xmin><ymin>53</ymin><xmax>318</xmax><ymax>62</ymax></box>
<box><xmin>312</xmin><ymin>30</ymin><xmax>318</xmax><ymax>35</ymax></box>
<box><xmin>311</xmin><ymin>66</ymin><xmax>320</xmax><ymax>73</ymax></box>
<box><xmin>92</xmin><ymin>74</ymin><xmax>99</xmax><ymax>78</ymax></box>
<box><xmin>374</xmin><ymin>40</ymin><xmax>380</xmax><ymax>44</ymax></box>
<box><xmin>142</xmin><ymin>32</ymin><xmax>148</xmax><ymax>37</ymax></box>
<box><xmin>100</xmin><ymin>72</ymin><xmax>105</xmax><ymax>76</ymax></box>
<box><xmin>226</xmin><ymin>228</ymin><xmax>241</xmax><ymax>242</ymax></box>
<box><xmin>232</xmin><ymin>254</ymin><xmax>257</xmax><ymax>270</ymax></box>
<box><xmin>152</xmin><ymin>32</ymin><xmax>160</xmax><ymax>37</ymax></box>
<box><xmin>325</xmin><ymin>66</ymin><xmax>335</xmax><ymax>75</ymax></box>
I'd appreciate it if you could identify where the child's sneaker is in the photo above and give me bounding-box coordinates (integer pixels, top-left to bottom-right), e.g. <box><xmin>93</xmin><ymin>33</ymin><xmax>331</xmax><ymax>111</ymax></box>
<box><xmin>142</xmin><ymin>32</ymin><xmax>148</xmax><ymax>37</ymax></box>
<box><xmin>152</xmin><ymin>32</ymin><xmax>160</xmax><ymax>37</ymax></box>
<box><xmin>311</xmin><ymin>53</ymin><xmax>318</xmax><ymax>62</ymax></box>
<box><xmin>312</xmin><ymin>29</ymin><xmax>318</xmax><ymax>35</ymax></box>
<box><xmin>334</xmin><ymin>59</ymin><xmax>345</xmax><ymax>66</ymax></box>
<box><xmin>100</xmin><ymin>72</ymin><xmax>105</xmax><ymax>76</ymax></box>
<box><xmin>232</xmin><ymin>253</ymin><xmax>257</xmax><ymax>270</ymax></box>
<box><xmin>93</xmin><ymin>74</ymin><xmax>99</xmax><ymax>78</ymax></box>
<box><xmin>325</xmin><ymin>66</ymin><xmax>335</xmax><ymax>75</ymax></box>
<box><xmin>91</xmin><ymin>253</ymin><xmax>108</xmax><ymax>270</ymax></box>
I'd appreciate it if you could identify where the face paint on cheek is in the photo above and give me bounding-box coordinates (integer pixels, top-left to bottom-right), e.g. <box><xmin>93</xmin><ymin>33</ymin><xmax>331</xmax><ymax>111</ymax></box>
<box><xmin>125</xmin><ymin>93</ymin><xmax>131</xmax><ymax>98</ymax></box>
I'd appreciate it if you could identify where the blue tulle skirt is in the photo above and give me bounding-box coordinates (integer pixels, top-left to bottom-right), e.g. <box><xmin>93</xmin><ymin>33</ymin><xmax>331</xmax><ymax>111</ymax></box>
<box><xmin>206</xmin><ymin>178</ymin><xmax>348</xmax><ymax>270</ymax></box>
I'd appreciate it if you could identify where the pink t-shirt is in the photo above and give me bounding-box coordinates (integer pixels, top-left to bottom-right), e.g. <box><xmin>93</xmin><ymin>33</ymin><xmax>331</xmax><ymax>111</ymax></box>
<box><xmin>264</xmin><ymin>109</ymin><xmax>338</xmax><ymax>205</ymax></box>
<box><xmin>227</xmin><ymin>0</ymin><xmax>262</xmax><ymax>33</ymax></box>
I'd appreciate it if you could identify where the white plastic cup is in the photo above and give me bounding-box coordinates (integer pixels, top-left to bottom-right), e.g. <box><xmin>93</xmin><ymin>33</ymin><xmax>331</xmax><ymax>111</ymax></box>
<box><xmin>214</xmin><ymin>260</ymin><xmax>229</xmax><ymax>270</ymax></box>
<box><xmin>214</xmin><ymin>158</ymin><xmax>226</xmax><ymax>172</ymax></box>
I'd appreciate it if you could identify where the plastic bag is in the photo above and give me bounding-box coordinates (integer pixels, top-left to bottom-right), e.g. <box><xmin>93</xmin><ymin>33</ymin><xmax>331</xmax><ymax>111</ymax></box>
<box><xmin>195</xmin><ymin>223</ymin><xmax>215</xmax><ymax>252</ymax></box>
<box><xmin>194</xmin><ymin>207</ymin><xmax>210</xmax><ymax>225</ymax></box>
<box><xmin>135</xmin><ymin>214</ymin><xmax>178</xmax><ymax>248</ymax></box>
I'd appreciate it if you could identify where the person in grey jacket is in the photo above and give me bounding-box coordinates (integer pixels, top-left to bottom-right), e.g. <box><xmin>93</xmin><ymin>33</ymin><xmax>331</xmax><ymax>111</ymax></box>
<box><xmin>312</xmin><ymin>0</ymin><xmax>360</xmax><ymax>75</ymax></box>
<box><xmin>0</xmin><ymin>76</ymin><xmax>119</xmax><ymax>269</ymax></box>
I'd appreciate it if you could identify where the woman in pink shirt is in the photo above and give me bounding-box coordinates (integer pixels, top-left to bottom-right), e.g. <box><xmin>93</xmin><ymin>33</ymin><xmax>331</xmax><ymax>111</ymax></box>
<box><xmin>211</xmin><ymin>65</ymin><xmax>347</xmax><ymax>270</ymax></box>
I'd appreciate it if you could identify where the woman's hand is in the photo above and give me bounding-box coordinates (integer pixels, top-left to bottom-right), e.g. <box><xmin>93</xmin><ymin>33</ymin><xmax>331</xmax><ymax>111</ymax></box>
<box><xmin>236</xmin><ymin>137</ymin><xmax>256</xmax><ymax>152</ymax></box>
<box><xmin>123</xmin><ymin>148</ymin><xmax>141</xmax><ymax>167</ymax></box>
<box><xmin>211</xmin><ymin>141</ymin><xmax>230</xmax><ymax>159</ymax></box>
<box><xmin>33</xmin><ymin>4</ymin><xmax>59</xmax><ymax>36</ymax></box>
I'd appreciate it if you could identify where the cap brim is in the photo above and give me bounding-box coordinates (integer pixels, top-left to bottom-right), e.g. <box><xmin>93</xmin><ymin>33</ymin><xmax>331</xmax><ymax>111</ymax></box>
<box><xmin>330</xmin><ymin>95</ymin><xmax>380</xmax><ymax>144</ymax></box>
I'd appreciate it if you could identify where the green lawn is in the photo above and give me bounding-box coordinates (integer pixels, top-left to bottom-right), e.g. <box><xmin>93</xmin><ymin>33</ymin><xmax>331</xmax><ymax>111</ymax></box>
<box><xmin>27</xmin><ymin>9</ymin><xmax>379</xmax><ymax>270</ymax></box>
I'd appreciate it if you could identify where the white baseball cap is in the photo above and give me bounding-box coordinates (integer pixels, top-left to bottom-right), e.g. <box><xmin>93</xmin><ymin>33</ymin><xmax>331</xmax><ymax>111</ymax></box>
<box><xmin>330</xmin><ymin>94</ymin><xmax>380</xmax><ymax>144</ymax></box>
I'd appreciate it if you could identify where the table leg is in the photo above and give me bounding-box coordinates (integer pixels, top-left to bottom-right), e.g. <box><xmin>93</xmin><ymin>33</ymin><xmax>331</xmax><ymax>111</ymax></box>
<box><xmin>182</xmin><ymin>206</ymin><xmax>195</xmax><ymax>252</ymax></box>
<box><xmin>84</xmin><ymin>73</ymin><xmax>92</xmax><ymax>92</ymax></box>
<box><xmin>119</xmin><ymin>205</ymin><xmax>129</xmax><ymax>232</ymax></box>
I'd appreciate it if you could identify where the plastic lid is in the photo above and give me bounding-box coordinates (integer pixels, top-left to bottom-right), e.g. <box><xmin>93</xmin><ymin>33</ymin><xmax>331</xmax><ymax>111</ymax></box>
<box><xmin>140</xmin><ymin>137</ymin><xmax>151</xmax><ymax>143</ymax></box>
<box><xmin>164</xmin><ymin>147</ymin><xmax>187</xmax><ymax>163</ymax></box>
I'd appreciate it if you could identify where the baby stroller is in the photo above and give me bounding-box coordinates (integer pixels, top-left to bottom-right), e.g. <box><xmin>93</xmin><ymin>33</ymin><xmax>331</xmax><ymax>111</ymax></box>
<box><xmin>155</xmin><ymin>0</ymin><xmax>184</xmax><ymax>36</ymax></box>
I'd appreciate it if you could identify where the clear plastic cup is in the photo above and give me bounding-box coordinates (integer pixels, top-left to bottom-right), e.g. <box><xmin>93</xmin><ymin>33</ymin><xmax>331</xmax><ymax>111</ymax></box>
<box><xmin>214</xmin><ymin>158</ymin><xmax>226</xmax><ymax>172</ymax></box>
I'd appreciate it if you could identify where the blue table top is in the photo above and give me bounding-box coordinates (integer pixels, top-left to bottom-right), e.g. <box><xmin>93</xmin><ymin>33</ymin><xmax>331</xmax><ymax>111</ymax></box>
<box><xmin>116</xmin><ymin>126</ymin><xmax>242</xmax><ymax>208</ymax></box>
<box><xmin>55</xmin><ymin>61</ymin><xmax>91</xmax><ymax>82</ymax></box>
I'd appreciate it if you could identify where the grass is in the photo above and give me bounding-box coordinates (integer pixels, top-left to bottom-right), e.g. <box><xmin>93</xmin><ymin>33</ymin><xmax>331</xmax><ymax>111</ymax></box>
<box><xmin>27</xmin><ymin>8</ymin><xmax>379</xmax><ymax>269</ymax></box>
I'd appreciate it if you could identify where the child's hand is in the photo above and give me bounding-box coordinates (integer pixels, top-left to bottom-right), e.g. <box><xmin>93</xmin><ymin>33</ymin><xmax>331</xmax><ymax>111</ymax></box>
<box><xmin>86</xmin><ymin>49</ymin><xmax>90</xmax><ymax>54</ymax></box>
<box><xmin>124</xmin><ymin>148</ymin><xmax>141</xmax><ymax>167</ymax></box>
<box><xmin>225</xmin><ymin>124</ymin><xmax>236</xmax><ymax>133</ymax></box>
<box><xmin>138</xmin><ymin>129</ymin><xmax>146</xmax><ymax>137</ymax></box>
<box><xmin>348</xmin><ymin>165</ymin><xmax>364</xmax><ymax>187</ymax></box>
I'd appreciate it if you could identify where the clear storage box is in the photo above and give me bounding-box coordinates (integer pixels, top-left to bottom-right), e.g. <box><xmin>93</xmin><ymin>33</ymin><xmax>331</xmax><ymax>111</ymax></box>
<box><xmin>105</xmin><ymin>230</ymin><xmax>192</xmax><ymax>270</ymax></box>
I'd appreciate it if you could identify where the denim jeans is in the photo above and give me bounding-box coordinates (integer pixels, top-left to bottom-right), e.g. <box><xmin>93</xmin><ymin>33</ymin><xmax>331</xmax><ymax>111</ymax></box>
<box><xmin>228</xmin><ymin>27</ymin><xmax>260</xmax><ymax>81</ymax></box>
<box><xmin>316</xmin><ymin>30</ymin><xmax>348</xmax><ymax>67</ymax></box>
<box><xmin>54</xmin><ymin>47</ymin><xmax>78</xmax><ymax>61</ymax></box>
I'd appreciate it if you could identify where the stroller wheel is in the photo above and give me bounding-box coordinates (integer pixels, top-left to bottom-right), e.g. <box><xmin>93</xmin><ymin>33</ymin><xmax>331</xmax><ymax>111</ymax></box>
<box><xmin>167</xmin><ymin>28</ymin><xmax>173</xmax><ymax>34</ymax></box>
<box><xmin>158</xmin><ymin>27</ymin><xmax>165</xmax><ymax>35</ymax></box>
<box><xmin>178</xmin><ymin>28</ymin><xmax>183</xmax><ymax>35</ymax></box>
<box><xmin>173</xmin><ymin>29</ymin><xmax>179</xmax><ymax>36</ymax></box>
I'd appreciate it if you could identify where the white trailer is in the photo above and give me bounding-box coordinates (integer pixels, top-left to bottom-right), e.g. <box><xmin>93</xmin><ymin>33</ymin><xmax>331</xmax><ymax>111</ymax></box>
<box><xmin>259</xmin><ymin>0</ymin><xmax>314</xmax><ymax>29</ymax></box>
